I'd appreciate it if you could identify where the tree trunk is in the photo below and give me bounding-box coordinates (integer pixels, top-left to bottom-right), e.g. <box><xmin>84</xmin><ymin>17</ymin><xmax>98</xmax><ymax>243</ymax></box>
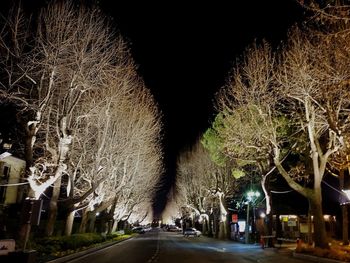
<box><xmin>107</xmin><ymin>198</ymin><xmax>117</xmax><ymax>234</ymax></box>
<box><xmin>218</xmin><ymin>221</ymin><xmax>227</xmax><ymax>240</ymax></box>
<box><xmin>79</xmin><ymin>209</ymin><xmax>89</xmax><ymax>233</ymax></box>
<box><xmin>208</xmin><ymin>213</ymin><xmax>214</xmax><ymax>237</ymax></box>
<box><xmin>65</xmin><ymin>210</ymin><xmax>75</xmax><ymax>236</ymax></box>
<box><xmin>266</xmin><ymin>212</ymin><xmax>274</xmax><ymax>247</ymax></box>
<box><xmin>87</xmin><ymin>211</ymin><xmax>96</xmax><ymax>232</ymax></box>
<box><xmin>309</xmin><ymin>192</ymin><xmax>329</xmax><ymax>248</ymax></box>
<box><xmin>107</xmin><ymin>219</ymin><xmax>113</xmax><ymax>234</ymax></box>
<box><xmin>307</xmin><ymin>203</ymin><xmax>313</xmax><ymax>245</ymax></box>
<box><xmin>24</xmin><ymin>120</ymin><xmax>39</xmax><ymax>169</ymax></box>
<box><xmin>111</xmin><ymin>219</ymin><xmax>119</xmax><ymax>233</ymax></box>
<box><xmin>218</xmin><ymin>192</ymin><xmax>228</xmax><ymax>240</ymax></box>
<box><xmin>202</xmin><ymin>216</ymin><xmax>208</xmax><ymax>235</ymax></box>
<box><xmin>46</xmin><ymin>176</ymin><xmax>62</xmax><ymax>236</ymax></box>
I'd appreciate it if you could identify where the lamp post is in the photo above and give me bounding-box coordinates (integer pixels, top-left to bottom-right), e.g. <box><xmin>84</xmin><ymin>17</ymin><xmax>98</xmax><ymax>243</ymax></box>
<box><xmin>245</xmin><ymin>190</ymin><xmax>260</xmax><ymax>244</ymax></box>
<box><xmin>245</xmin><ymin>201</ymin><xmax>250</xmax><ymax>244</ymax></box>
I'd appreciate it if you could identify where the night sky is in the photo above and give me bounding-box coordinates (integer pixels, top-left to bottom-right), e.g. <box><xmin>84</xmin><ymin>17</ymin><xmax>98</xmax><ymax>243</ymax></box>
<box><xmin>1</xmin><ymin>0</ymin><xmax>304</xmax><ymax>217</ymax></box>
<box><xmin>100</xmin><ymin>1</ymin><xmax>304</xmax><ymax>216</ymax></box>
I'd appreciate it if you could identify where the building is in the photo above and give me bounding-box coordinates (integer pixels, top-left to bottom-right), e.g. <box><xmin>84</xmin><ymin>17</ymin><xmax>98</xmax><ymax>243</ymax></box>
<box><xmin>0</xmin><ymin>152</ymin><xmax>26</xmax><ymax>205</ymax></box>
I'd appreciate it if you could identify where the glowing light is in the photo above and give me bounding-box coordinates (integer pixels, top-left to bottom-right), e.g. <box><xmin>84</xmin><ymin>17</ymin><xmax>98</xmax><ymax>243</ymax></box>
<box><xmin>247</xmin><ymin>191</ymin><xmax>260</xmax><ymax>201</ymax></box>
<box><xmin>260</xmin><ymin>212</ymin><xmax>266</xmax><ymax>218</ymax></box>
<box><xmin>238</xmin><ymin>220</ymin><xmax>246</xmax><ymax>232</ymax></box>
<box><xmin>324</xmin><ymin>215</ymin><xmax>330</xmax><ymax>221</ymax></box>
<box><xmin>343</xmin><ymin>190</ymin><xmax>350</xmax><ymax>200</ymax></box>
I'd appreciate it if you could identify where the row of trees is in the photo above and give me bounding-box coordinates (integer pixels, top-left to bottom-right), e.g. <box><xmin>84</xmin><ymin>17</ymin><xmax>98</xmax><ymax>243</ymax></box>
<box><xmin>0</xmin><ymin>1</ymin><xmax>163</xmax><ymax>241</ymax></box>
<box><xmin>175</xmin><ymin>1</ymin><xmax>350</xmax><ymax>249</ymax></box>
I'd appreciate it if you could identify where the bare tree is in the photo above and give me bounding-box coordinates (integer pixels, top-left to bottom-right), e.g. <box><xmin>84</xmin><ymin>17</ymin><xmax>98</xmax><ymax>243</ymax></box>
<box><xmin>214</xmin><ymin>43</ymin><xmax>278</xmax><ymax>242</ymax></box>
<box><xmin>176</xmin><ymin>143</ymin><xmax>211</xmax><ymax>231</ymax></box>
<box><xmin>75</xmin><ymin>82</ymin><xmax>163</xmax><ymax>234</ymax></box>
<box><xmin>274</xmin><ymin>26</ymin><xmax>349</xmax><ymax>248</ymax></box>
<box><xmin>176</xmin><ymin>139</ymin><xmax>237</xmax><ymax>239</ymax></box>
<box><xmin>0</xmin><ymin>2</ymin><xmax>163</xmax><ymax>238</ymax></box>
<box><xmin>299</xmin><ymin>0</ymin><xmax>350</xmax><ymax>246</ymax></box>
<box><xmin>214</xmin><ymin>28</ymin><xmax>350</xmax><ymax>248</ymax></box>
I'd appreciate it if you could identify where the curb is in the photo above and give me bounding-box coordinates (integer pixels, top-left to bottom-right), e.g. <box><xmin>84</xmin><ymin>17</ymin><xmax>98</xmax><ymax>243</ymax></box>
<box><xmin>293</xmin><ymin>252</ymin><xmax>348</xmax><ymax>263</ymax></box>
<box><xmin>46</xmin><ymin>236</ymin><xmax>133</xmax><ymax>263</ymax></box>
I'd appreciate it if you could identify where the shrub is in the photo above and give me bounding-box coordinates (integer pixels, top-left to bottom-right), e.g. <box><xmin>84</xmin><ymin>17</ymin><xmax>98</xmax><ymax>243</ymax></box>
<box><xmin>295</xmin><ymin>241</ymin><xmax>350</xmax><ymax>262</ymax></box>
<box><xmin>61</xmin><ymin>233</ymin><xmax>106</xmax><ymax>250</ymax></box>
<box><xmin>34</xmin><ymin>233</ymin><xmax>107</xmax><ymax>253</ymax></box>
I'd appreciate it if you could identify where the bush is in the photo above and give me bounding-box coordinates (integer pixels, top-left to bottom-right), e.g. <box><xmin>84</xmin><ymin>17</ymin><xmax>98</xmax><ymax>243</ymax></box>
<box><xmin>60</xmin><ymin>233</ymin><xmax>106</xmax><ymax>250</ymax></box>
<box><xmin>296</xmin><ymin>241</ymin><xmax>350</xmax><ymax>262</ymax></box>
<box><xmin>34</xmin><ymin>233</ymin><xmax>107</xmax><ymax>254</ymax></box>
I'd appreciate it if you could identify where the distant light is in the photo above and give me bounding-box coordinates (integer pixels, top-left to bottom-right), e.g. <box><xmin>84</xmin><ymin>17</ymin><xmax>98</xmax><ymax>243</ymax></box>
<box><xmin>96</xmin><ymin>212</ymin><xmax>100</xmax><ymax>216</ymax></box>
<box><xmin>3</xmin><ymin>143</ymin><xmax>12</xmax><ymax>150</ymax></box>
<box><xmin>343</xmin><ymin>190</ymin><xmax>350</xmax><ymax>200</ymax></box>
<box><xmin>238</xmin><ymin>220</ymin><xmax>246</xmax><ymax>233</ymax></box>
<box><xmin>247</xmin><ymin>190</ymin><xmax>260</xmax><ymax>201</ymax></box>
<box><xmin>324</xmin><ymin>215</ymin><xmax>330</xmax><ymax>221</ymax></box>
<box><xmin>260</xmin><ymin>212</ymin><xmax>266</xmax><ymax>218</ymax></box>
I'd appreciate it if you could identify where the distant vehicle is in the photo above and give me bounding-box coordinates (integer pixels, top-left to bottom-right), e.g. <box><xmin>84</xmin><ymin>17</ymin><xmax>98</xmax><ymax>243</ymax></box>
<box><xmin>132</xmin><ymin>226</ymin><xmax>145</xmax><ymax>234</ymax></box>
<box><xmin>167</xmin><ymin>225</ymin><xmax>182</xmax><ymax>232</ymax></box>
<box><xmin>143</xmin><ymin>226</ymin><xmax>152</xmax><ymax>232</ymax></box>
<box><xmin>183</xmin><ymin>227</ymin><xmax>201</xmax><ymax>237</ymax></box>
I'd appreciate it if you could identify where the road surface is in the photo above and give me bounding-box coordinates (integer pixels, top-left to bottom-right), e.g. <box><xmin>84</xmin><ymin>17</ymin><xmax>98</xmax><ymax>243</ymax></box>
<box><xmin>66</xmin><ymin>228</ymin><xmax>308</xmax><ymax>263</ymax></box>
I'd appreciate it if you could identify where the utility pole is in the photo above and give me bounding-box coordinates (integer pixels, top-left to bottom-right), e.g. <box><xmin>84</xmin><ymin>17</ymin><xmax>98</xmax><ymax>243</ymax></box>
<box><xmin>245</xmin><ymin>202</ymin><xmax>250</xmax><ymax>244</ymax></box>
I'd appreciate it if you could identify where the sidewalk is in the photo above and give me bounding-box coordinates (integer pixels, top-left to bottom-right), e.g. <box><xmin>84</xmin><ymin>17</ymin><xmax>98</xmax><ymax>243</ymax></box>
<box><xmin>267</xmin><ymin>242</ymin><xmax>348</xmax><ymax>263</ymax></box>
<box><xmin>45</xmin><ymin>236</ymin><xmax>133</xmax><ymax>263</ymax></box>
<box><xmin>227</xmin><ymin>239</ymin><xmax>348</xmax><ymax>263</ymax></box>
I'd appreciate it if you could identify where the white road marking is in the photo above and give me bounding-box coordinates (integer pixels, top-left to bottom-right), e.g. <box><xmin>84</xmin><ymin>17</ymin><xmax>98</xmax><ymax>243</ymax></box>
<box><xmin>147</xmin><ymin>233</ymin><xmax>160</xmax><ymax>262</ymax></box>
<box><xmin>206</xmin><ymin>246</ymin><xmax>227</xmax><ymax>252</ymax></box>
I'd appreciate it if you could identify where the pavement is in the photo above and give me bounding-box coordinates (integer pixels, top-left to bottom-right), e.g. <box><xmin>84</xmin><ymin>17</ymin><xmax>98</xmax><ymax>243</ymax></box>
<box><xmin>232</xmin><ymin>242</ymin><xmax>349</xmax><ymax>263</ymax></box>
<box><xmin>45</xmin><ymin>236</ymin><xmax>134</xmax><ymax>263</ymax></box>
<box><xmin>44</xmin><ymin>236</ymin><xmax>349</xmax><ymax>263</ymax></box>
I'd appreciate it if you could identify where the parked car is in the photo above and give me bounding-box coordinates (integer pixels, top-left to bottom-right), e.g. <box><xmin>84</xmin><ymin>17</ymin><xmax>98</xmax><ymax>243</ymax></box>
<box><xmin>183</xmin><ymin>227</ymin><xmax>201</xmax><ymax>237</ymax></box>
<box><xmin>167</xmin><ymin>225</ymin><xmax>182</xmax><ymax>232</ymax></box>
<box><xmin>132</xmin><ymin>226</ymin><xmax>145</xmax><ymax>234</ymax></box>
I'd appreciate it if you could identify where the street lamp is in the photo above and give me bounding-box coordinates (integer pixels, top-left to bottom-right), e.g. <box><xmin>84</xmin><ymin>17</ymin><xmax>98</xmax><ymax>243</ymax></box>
<box><xmin>245</xmin><ymin>190</ymin><xmax>260</xmax><ymax>244</ymax></box>
<box><xmin>342</xmin><ymin>190</ymin><xmax>350</xmax><ymax>203</ymax></box>
<box><xmin>0</xmin><ymin>134</ymin><xmax>12</xmax><ymax>150</ymax></box>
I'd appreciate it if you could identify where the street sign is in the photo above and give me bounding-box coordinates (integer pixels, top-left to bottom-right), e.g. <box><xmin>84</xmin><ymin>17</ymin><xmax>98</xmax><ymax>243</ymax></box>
<box><xmin>0</xmin><ymin>239</ymin><xmax>15</xmax><ymax>255</ymax></box>
<box><xmin>232</xmin><ymin>214</ymin><xmax>238</xmax><ymax>223</ymax></box>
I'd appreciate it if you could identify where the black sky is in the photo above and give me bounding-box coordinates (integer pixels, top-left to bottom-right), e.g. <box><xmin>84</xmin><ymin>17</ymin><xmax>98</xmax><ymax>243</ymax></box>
<box><xmin>99</xmin><ymin>1</ymin><xmax>304</xmax><ymax>216</ymax></box>
<box><xmin>1</xmin><ymin>0</ymin><xmax>304</xmax><ymax>217</ymax></box>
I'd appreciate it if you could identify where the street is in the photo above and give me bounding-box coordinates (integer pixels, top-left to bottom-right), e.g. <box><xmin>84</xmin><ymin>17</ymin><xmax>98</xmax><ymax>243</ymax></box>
<box><xmin>66</xmin><ymin>228</ymin><xmax>308</xmax><ymax>263</ymax></box>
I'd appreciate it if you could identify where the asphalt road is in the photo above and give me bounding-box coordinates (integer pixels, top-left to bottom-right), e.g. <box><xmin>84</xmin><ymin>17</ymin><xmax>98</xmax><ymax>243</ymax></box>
<box><xmin>66</xmin><ymin>229</ymin><xmax>309</xmax><ymax>263</ymax></box>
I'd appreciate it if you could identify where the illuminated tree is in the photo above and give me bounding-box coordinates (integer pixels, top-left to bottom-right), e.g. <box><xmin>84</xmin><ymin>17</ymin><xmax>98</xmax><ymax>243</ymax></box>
<box><xmin>298</xmin><ymin>0</ymin><xmax>350</xmax><ymax>246</ymax></box>
<box><xmin>176</xmin><ymin>139</ymin><xmax>237</xmax><ymax>239</ymax></box>
<box><xmin>0</xmin><ymin>2</ymin><xmax>163</xmax><ymax>238</ymax></box>
<box><xmin>176</xmin><ymin>141</ymin><xmax>212</xmax><ymax>234</ymax></box>
<box><xmin>214</xmin><ymin>43</ymin><xmax>279</xmax><ymax>241</ymax></box>
<box><xmin>214</xmin><ymin>26</ymin><xmax>350</xmax><ymax>248</ymax></box>
<box><xmin>274</xmin><ymin>26</ymin><xmax>350</xmax><ymax>248</ymax></box>
<box><xmin>76</xmin><ymin>85</ymin><xmax>163</xmax><ymax>234</ymax></box>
